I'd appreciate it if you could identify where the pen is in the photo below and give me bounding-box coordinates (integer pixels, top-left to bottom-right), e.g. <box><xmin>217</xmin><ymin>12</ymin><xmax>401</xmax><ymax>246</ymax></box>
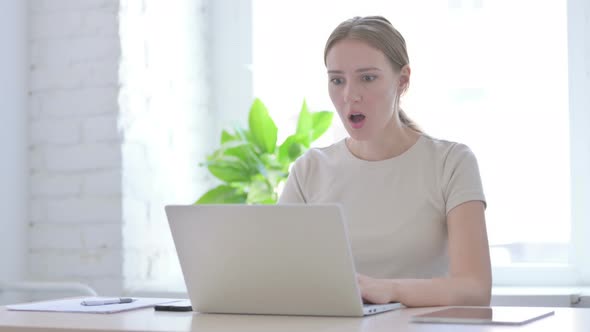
<box><xmin>81</xmin><ymin>298</ymin><xmax>135</xmax><ymax>306</ymax></box>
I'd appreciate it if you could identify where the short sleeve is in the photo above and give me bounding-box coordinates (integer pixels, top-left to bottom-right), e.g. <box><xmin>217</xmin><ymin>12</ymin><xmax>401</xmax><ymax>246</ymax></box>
<box><xmin>442</xmin><ymin>144</ymin><xmax>486</xmax><ymax>215</ymax></box>
<box><xmin>278</xmin><ymin>161</ymin><xmax>307</xmax><ymax>204</ymax></box>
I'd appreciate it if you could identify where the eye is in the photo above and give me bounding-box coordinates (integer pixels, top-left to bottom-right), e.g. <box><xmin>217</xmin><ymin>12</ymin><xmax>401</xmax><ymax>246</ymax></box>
<box><xmin>330</xmin><ymin>77</ymin><xmax>344</xmax><ymax>85</ymax></box>
<box><xmin>362</xmin><ymin>75</ymin><xmax>377</xmax><ymax>82</ymax></box>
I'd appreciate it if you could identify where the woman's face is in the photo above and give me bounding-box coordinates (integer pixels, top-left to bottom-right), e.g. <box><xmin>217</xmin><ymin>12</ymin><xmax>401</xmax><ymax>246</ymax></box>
<box><xmin>326</xmin><ymin>38</ymin><xmax>402</xmax><ymax>141</ymax></box>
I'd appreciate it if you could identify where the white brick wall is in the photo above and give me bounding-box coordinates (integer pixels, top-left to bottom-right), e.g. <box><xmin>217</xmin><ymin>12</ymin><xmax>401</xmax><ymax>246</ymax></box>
<box><xmin>30</xmin><ymin>2</ymin><xmax>119</xmax><ymax>39</ymax></box>
<box><xmin>43</xmin><ymin>144</ymin><xmax>122</xmax><ymax>171</ymax></box>
<box><xmin>28</xmin><ymin>0</ymin><xmax>211</xmax><ymax>297</ymax></box>
<box><xmin>28</xmin><ymin>0</ymin><xmax>124</xmax><ymax>296</ymax></box>
<box><xmin>30</xmin><ymin>87</ymin><xmax>119</xmax><ymax>119</ymax></box>
<box><xmin>30</xmin><ymin>173</ymin><xmax>82</xmax><ymax>197</ymax></box>
<box><xmin>30</xmin><ymin>118</ymin><xmax>81</xmax><ymax>145</ymax></box>
<box><xmin>31</xmin><ymin>61</ymin><xmax>118</xmax><ymax>91</ymax></box>
<box><xmin>29</xmin><ymin>223</ymin><xmax>122</xmax><ymax>250</ymax></box>
<box><xmin>83</xmin><ymin>170</ymin><xmax>122</xmax><ymax>195</ymax></box>
<box><xmin>83</xmin><ymin>114</ymin><xmax>121</xmax><ymax>142</ymax></box>
<box><xmin>29</xmin><ymin>249</ymin><xmax>121</xmax><ymax>279</ymax></box>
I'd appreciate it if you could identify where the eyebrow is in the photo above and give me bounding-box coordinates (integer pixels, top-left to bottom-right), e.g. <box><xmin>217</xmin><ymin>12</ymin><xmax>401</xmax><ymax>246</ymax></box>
<box><xmin>327</xmin><ymin>67</ymin><xmax>382</xmax><ymax>74</ymax></box>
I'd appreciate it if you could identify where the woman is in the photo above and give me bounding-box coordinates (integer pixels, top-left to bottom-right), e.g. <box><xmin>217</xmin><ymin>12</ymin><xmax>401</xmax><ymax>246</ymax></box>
<box><xmin>279</xmin><ymin>16</ymin><xmax>491</xmax><ymax>307</ymax></box>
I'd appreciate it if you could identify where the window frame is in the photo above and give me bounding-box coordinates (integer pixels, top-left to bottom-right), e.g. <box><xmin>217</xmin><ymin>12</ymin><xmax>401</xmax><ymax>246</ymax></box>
<box><xmin>567</xmin><ymin>0</ymin><xmax>590</xmax><ymax>285</ymax></box>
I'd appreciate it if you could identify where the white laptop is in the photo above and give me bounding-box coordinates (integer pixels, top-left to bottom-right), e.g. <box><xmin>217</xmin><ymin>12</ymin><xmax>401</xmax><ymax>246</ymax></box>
<box><xmin>165</xmin><ymin>204</ymin><xmax>403</xmax><ymax>317</ymax></box>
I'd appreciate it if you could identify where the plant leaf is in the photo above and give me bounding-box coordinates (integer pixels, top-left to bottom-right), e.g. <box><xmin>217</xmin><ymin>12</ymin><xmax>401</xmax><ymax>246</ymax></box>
<box><xmin>208</xmin><ymin>141</ymin><xmax>248</xmax><ymax>164</ymax></box>
<box><xmin>260</xmin><ymin>153</ymin><xmax>282</xmax><ymax>171</ymax></box>
<box><xmin>288</xmin><ymin>142</ymin><xmax>305</xmax><ymax>161</ymax></box>
<box><xmin>206</xmin><ymin>155</ymin><xmax>253</xmax><ymax>183</ymax></box>
<box><xmin>195</xmin><ymin>185</ymin><xmax>247</xmax><ymax>204</ymax></box>
<box><xmin>278</xmin><ymin>135</ymin><xmax>296</xmax><ymax>164</ymax></box>
<box><xmin>217</xmin><ymin>140</ymin><xmax>251</xmax><ymax>153</ymax></box>
<box><xmin>197</xmin><ymin>99</ymin><xmax>331</xmax><ymax>206</ymax></box>
<box><xmin>296</xmin><ymin>99</ymin><xmax>312</xmax><ymax>147</ymax></box>
<box><xmin>248</xmin><ymin>98</ymin><xmax>277</xmax><ymax>154</ymax></box>
<box><xmin>311</xmin><ymin>111</ymin><xmax>334</xmax><ymax>142</ymax></box>
<box><xmin>219</xmin><ymin>141</ymin><xmax>253</xmax><ymax>162</ymax></box>
<box><xmin>221</xmin><ymin>130</ymin><xmax>237</xmax><ymax>144</ymax></box>
<box><xmin>278</xmin><ymin>134</ymin><xmax>306</xmax><ymax>164</ymax></box>
<box><xmin>246</xmin><ymin>177</ymin><xmax>276</xmax><ymax>204</ymax></box>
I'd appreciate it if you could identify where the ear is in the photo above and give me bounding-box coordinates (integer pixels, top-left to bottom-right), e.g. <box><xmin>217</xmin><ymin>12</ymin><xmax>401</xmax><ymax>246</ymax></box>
<box><xmin>399</xmin><ymin>65</ymin><xmax>411</xmax><ymax>92</ymax></box>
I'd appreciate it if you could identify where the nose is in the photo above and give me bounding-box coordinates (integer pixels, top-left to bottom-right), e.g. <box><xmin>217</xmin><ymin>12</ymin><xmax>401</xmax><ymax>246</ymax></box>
<box><xmin>343</xmin><ymin>82</ymin><xmax>362</xmax><ymax>104</ymax></box>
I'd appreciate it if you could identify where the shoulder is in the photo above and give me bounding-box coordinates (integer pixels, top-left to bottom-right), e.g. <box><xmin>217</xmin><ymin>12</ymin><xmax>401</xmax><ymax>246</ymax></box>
<box><xmin>420</xmin><ymin>136</ymin><xmax>486</xmax><ymax>211</ymax></box>
<box><xmin>420</xmin><ymin>135</ymin><xmax>478</xmax><ymax>166</ymax></box>
<box><xmin>291</xmin><ymin>139</ymin><xmax>346</xmax><ymax>172</ymax></box>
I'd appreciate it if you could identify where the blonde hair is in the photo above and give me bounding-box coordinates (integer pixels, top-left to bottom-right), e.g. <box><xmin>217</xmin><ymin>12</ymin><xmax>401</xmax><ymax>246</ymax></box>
<box><xmin>324</xmin><ymin>16</ymin><xmax>422</xmax><ymax>133</ymax></box>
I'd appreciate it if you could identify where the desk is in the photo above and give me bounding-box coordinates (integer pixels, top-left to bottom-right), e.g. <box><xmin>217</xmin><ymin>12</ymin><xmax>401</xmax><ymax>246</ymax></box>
<box><xmin>0</xmin><ymin>305</ymin><xmax>588</xmax><ymax>332</ymax></box>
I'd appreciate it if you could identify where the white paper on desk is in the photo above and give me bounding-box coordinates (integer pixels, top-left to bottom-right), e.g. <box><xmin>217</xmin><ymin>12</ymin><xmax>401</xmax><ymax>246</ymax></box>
<box><xmin>6</xmin><ymin>297</ymin><xmax>183</xmax><ymax>314</ymax></box>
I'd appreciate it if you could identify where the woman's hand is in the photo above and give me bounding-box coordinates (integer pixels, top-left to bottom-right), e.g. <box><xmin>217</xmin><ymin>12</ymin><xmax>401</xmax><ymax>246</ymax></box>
<box><xmin>356</xmin><ymin>273</ymin><xmax>396</xmax><ymax>304</ymax></box>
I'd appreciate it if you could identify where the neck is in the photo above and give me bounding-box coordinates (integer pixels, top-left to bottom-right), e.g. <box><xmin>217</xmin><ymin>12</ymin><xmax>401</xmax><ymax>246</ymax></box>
<box><xmin>346</xmin><ymin>116</ymin><xmax>421</xmax><ymax>161</ymax></box>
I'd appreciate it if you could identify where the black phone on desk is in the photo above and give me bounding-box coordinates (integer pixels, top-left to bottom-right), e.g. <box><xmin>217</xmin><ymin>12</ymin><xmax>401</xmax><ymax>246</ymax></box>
<box><xmin>154</xmin><ymin>300</ymin><xmax>192</xmax><ymax>312</ymax></box>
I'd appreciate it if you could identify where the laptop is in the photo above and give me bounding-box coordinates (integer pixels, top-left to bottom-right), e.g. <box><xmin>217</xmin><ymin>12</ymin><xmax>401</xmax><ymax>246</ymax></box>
<box><xmin>165</xmin><ymin>204</ymin><xmax>403</xmax><ymax>317</ymax></box>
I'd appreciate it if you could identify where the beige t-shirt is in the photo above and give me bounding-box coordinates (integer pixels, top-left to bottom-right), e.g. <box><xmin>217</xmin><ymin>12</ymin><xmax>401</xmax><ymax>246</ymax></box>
<box><xmin>278</xmin><ymin>135</ymin><xmax>486</xmax><ymax>279</ymax></box>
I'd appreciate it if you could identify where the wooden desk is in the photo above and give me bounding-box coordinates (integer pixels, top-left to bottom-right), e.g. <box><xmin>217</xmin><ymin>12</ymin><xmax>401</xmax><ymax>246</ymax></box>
<box><xmin>0</xmin><ymin>306</ymin><xmax>588</xmax><ymax>332</ymax></box>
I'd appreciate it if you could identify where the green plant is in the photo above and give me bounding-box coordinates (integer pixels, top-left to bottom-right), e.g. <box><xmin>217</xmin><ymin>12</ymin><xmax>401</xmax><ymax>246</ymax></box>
<box><xmin>196</xmin><ymin>98</ymin><xmax>334</xmax><ymax>204</ymax></box>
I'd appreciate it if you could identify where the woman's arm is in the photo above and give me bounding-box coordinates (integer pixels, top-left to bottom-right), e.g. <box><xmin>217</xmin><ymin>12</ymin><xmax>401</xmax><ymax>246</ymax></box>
<box><xmin>358</xmin><ymin>200</ymin><xmax>492</xmax><ymax>307</ymax></box>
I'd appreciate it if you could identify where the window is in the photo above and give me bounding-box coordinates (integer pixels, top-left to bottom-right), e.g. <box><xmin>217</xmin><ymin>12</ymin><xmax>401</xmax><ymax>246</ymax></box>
<box><xmin>244</xmin><ymin>0</ymin><xmax>589</xmax><ymax>285</ymax></box>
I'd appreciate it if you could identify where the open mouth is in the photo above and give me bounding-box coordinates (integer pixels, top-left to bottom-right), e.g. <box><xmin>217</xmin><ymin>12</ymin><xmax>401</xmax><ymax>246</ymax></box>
<box><xmin>349</xmin><ymin>113</ymin><xmax>366</xmax><ymax>123</ymax></box>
